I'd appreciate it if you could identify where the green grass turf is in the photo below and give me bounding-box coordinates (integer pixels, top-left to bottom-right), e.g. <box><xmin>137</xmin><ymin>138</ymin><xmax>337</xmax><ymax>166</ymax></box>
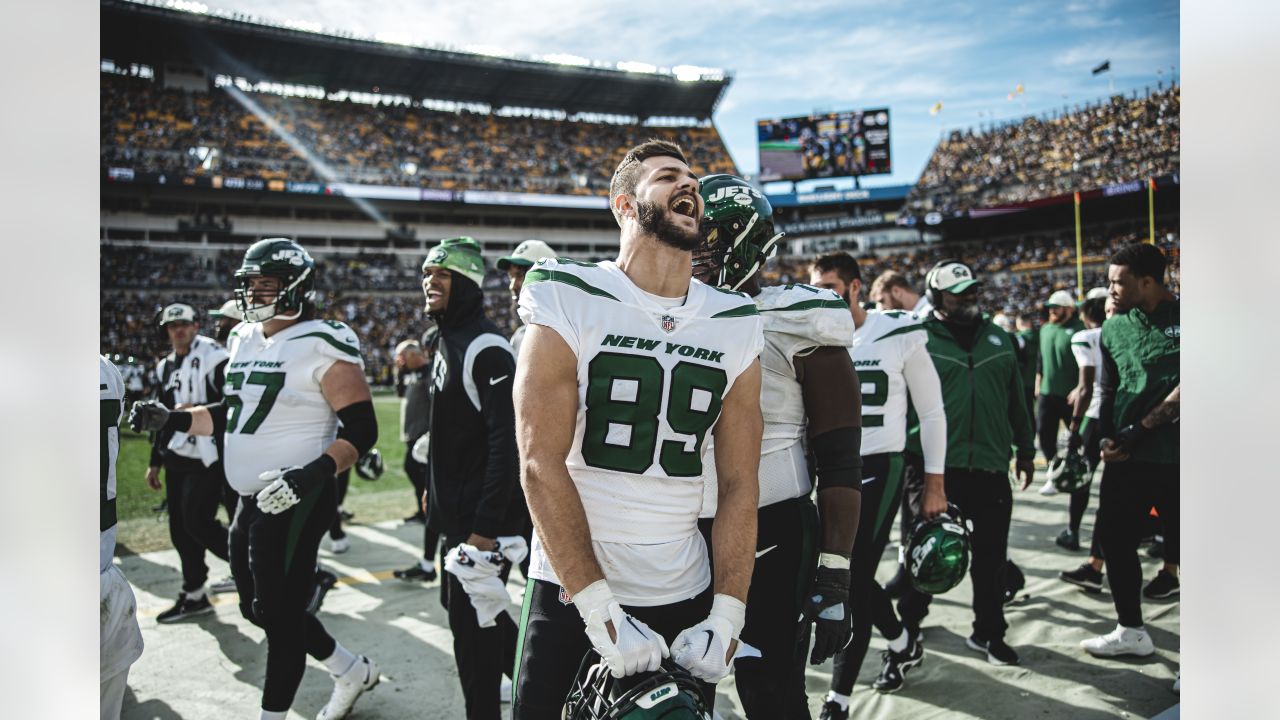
<box><xmin>115</xmin><ymin>391</ymin><xmax>409</xmax><ymax>523</ymax></box>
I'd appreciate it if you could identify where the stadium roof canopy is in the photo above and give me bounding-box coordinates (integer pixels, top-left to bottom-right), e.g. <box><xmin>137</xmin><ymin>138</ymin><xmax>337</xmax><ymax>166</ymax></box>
<box><xmin>101</xmin><ymin>0</ymin><xmax>733</xmax><ymax>121</ymax></box>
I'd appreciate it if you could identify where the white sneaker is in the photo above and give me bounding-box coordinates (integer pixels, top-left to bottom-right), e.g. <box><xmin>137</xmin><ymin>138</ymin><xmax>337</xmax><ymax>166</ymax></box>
<box><xmin>317</xmin><ymin>655</ymin><xmax>379</xmax><ymax>720</ymax></box>
<box><xmin>330</xmin><ymin>537</ymin><xmax>350</xmax><ymax>554</ymax></box>
<box><xmin>209</xmin><ymin>575</ymin><xmax>238</xmax><ymax>594</ymax></box>
<box><xmin>1039</xmin><ymin>477</ymin><xmax>1059</xmax><ymax>496</ymax></box>
<box><xmin>1080</xmin><ymin>624</ymin><xmax>1155</xmax><ymax>657</ymax></box>
<box><xmin>500</xmin><ymin>675</ymin><xmax>512</xmax><ymax>704</ymax></box>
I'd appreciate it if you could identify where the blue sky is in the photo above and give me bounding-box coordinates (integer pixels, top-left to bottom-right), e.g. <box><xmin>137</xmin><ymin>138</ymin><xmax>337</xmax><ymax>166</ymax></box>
<box><xmin>208</xmin><ymin>0</ymin><xmax>1179</xmax><ymax>189</ymax></box>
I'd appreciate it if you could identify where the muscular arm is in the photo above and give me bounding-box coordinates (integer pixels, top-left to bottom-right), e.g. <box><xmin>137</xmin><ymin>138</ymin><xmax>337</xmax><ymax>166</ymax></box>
<box><xmin>514</xmin><ymin>324</ymin><xmax>604</xmax><ymax>596</ymax></box>
<box><xmin>1140</xmin><ymin>384</ymin><xmax>1180</xmax><ymax>429</ymax></box>
<box><xmin>710</xmin><ymin>359</ymin><xmax>762</xmax><ymax>604</ymax></box>
<box><xmin>319</xmin><ymin>360</ymin><xmax>374</xmax><ymax>473</ymax></box>
<box><xmin>1069</xmin><ymin>366</ymin><xmax>1096</xmax><ymax>433</ymax></box>
<box><xmin>795</xmin><ymin>346</ymin><xmax>861</xmax><ymax>558</ymax></box>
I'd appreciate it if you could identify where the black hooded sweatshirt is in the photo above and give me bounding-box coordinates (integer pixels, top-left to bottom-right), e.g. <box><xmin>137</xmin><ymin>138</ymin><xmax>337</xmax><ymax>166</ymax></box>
<box><xmin>425</xmin><ymin>274</ymin><xmax>525</xmax><ymax>539</ymax></box>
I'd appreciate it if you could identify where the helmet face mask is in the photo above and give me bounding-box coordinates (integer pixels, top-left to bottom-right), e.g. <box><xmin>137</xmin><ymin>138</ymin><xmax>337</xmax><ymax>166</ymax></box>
<box><xmin>694</xmin><ymin>174</ymin><xmax>784</xmax><ymax>291</ymax></box>
<box><xmin>907</xmin><ymin>503</ymin><xmax>972</xmax><ymax>595</ymax></box>
<box><xmin>563</xmin><ymin>652</ymin><xmax>710</xmax><ymax>720</ymax></box>
<box><xmin>1048</xmin><ymin>450</ymin><xmax>1091</xmax><ymax>492</ymax></box>
<box><xmin>234</xmin><ymin>238</ymin><xmax>316</xmax><ymax>323</ymax></box>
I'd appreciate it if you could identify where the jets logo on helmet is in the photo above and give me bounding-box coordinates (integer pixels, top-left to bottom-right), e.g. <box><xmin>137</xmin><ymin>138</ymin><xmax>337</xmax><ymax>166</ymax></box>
<box><xmin>693</xmin><ymin>173</ymin><xmax>784</xmax><ymax>291</ymax></box>
<box><xmin>234</xmin><ymin>238</ymin><xmax>317</xmax><ymax>323</ymax></box>
<box><xmin>907</xmin><ymin>503</ymin><xmax>973</xmax><ymax>595</ymax></box>
<box><xmin>563</xmin><ymin>651</ymin><xmax>710</xmax><ymax>720</ymax></box>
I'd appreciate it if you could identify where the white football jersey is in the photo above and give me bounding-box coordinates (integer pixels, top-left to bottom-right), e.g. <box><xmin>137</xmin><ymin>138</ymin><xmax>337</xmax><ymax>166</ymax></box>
<box><xmin>101</xmin><ymin>356</ymin><xmax>125</xmax><ymax>573</ymax></box>
<box><xmin>700</xmin><ymin>284</ymin><xmax>854</xmax><ymax>516</ymax></box>
<box><xmin>1071</xmin><ymin>327</ymin><xmax>1103</xmax><ymax>420</ymax></box>
<box><xmin>851</xmin><ymin>311</ymin><xmax>947</xmax><ymax>473</ymax></box>
<box><xmin>222</xmin><ymin>319</ymin><xmax>364</xmax><ymax>495</ymax></box>
<box><xmin>518</xmin><ymin>258</ymin><xmax>764</xmax><ymax>606</ymax></box>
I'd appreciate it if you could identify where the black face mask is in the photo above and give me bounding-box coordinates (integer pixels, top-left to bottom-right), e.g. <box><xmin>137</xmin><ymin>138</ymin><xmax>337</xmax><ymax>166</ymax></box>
<box><xmin>943</xmin><ymin>301</ymin><xmax>983</xmax><ymax>326</ymax></box>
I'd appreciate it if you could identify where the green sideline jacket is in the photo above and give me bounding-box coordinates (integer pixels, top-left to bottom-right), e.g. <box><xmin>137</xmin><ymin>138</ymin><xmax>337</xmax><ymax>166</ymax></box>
<box><xmin>921</xmin><ymin>314</ymin><xmax>1036</xmax><ymax>474</ymax></box>
<box><xmin>1039</xmin><ymin>317</ymin><xmax>1085</xmax><ymax>397</ymax></box>
<box><xmin>1099</xmin><ymin>299</ymin><xmax>1180</xmax><ymax>464</ymax></box>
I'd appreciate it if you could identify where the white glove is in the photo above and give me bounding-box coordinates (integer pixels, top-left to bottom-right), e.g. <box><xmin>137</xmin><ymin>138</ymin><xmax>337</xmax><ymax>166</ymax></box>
<box><xmin>574</xmin><ymin>579</ymin><xmax>669</xmax><ymax>678</ymax></box>
<box><xmin>411</xmin><ymin>433</ymin><xmax>431</xmax><ymax>464</ymax></box>
<box><xmin>671</xmin><ymin>594</ymin><xmax>746</xmax><ymax>682</ymax></box>
<box><xmin>256</xmin><ymin>467</ymin><xmax>302</xmax><ymax>514</ymax></box>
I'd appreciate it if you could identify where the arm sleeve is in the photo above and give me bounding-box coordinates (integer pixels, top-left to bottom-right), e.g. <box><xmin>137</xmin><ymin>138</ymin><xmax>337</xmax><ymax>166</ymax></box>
<box><xmin>1097</xmin><ymin>334</ymin><xmax>1120</xmax><ymax>438</ymax></box>
<box><xmin>469</xmin><ymin>345</ymin><xmax>520</xmax><ymax>539</ymax></box>
<box><xmin>1006</xmin><ymin>341</ymin><xmax>1036</xmax><ymax>460</ymax></box>
<box><xmin>205</xmin><ymin>357</ymin><xmax>228</xmax><ymax>403</ymax></box>
<box><xmin>150</xmin><ymin>359</ymin><xmax>171</xmax><ymax>466</ymax></box>
<box><xmin>902</xmin><ymin>339</ymin><xmax>948</xmax><ymax>474</ymax></box>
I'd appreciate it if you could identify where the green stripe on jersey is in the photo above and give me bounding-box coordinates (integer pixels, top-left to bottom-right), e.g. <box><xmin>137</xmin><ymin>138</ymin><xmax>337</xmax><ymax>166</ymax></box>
<box><xmin>1071</xmin><ymin>341</ymin><xmax>1091</xmax><ymax>348</ymax></box>
<box><xmin>761</xmin><ymin>298</ymin><xmax>849</xmax><ymax>313</ymax></box>
<box><xmin>524</xmin><ymin>269</ymin><xmax>619</xmax><ymax>301</ymax></box>
<box><xmin>289</xmin><ymin>332</ymin><xmax>361</xmax><ymax>357</ymax></box>
<box><xmin>873</xmin><ymin>324</ymin><xmax>926</xmax><ymax>342</ymax></box>
<box><xmin>711</xmin><ymin>304</ymin><xmax>760</xmax><ymax>318</ymax></box>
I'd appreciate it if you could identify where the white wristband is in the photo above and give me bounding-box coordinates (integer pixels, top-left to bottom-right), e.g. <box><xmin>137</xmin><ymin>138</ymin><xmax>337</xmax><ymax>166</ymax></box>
<box><xmin>571</xmin><ymin>579</ymin><xmax>615</xmax><ymax>625</ymax></box>
<box><xmin>710</xmin><ymin>593</ymin><xmax>747</xmax><ymax>639</ymax></box>
<box><xmin>818</xmin><ymin>552</ymin><xmax>851</xmax><ymax>570</ymax></box>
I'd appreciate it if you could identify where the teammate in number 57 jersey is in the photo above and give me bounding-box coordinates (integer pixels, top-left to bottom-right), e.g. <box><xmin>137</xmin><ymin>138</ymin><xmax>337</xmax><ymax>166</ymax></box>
<box><xmin>510</xmin><ymin>141</ymin><xmax>764</xmax><ymax>719</ymax></box>
<box><xmin>809</xmin><ymin>253</ymin><xmax>947</xmax><ymax>711</ymax></box>
<box><xmin>130</xmin><ymin>239</ymin><xmax>380</xmax><ymax>720</ymax></box>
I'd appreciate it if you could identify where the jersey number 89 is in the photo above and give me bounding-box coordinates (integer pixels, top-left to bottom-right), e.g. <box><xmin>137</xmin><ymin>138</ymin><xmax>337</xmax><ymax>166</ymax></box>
<box><xmin>582</xmin><ymin>353</ymin><xmax>727</xmax><ymax>477</ymax></box>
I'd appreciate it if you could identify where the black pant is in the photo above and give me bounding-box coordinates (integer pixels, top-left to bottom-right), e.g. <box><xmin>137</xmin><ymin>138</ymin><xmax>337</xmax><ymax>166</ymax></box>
<box><xmin>512</xmin><ymin>579</ymin><xmax>713</xmax><ymax>720</ymax></box>
<box><xmin>698</xmin><ymin>495</ymin><xmax>817</xmax><ymax>720</ymax></box>
<box><xmin>899</xmin><ymin>468</ymin><xmax>1013</xmax><ymax>641</ymax></box>
<box><xmin>1096</xmin><ymin>460</ymin><xmax>1179</xmax><ymax>628</ymax></box>
<box><xmin>441</xmin><ymin>534</ymin><xmax>519</xmax><ymax>720</ymax></box>
<box><xmin>329</xmin><ymin>470</ymin><xmax>350</xmax><ymax>540</ymax></box>
<box><xmin>1037</xmin><ymin>395</ymin><xmax>1073</xmax><ymax>463</ymax></box>
<box><xmin>229</xmin><ymin>481</ymin><xmax>338</xmax><ymax>712</ymax></box>
<box><xmin>833</xmin><ymin>453</ymin><xmax>907</xmax><ymax>695</ymax></box>
<box><xmin>1068</xmin><ymin>418</ymin><xmax>1103</xmax><ymax>540</ymax></box>
<box><xmin>164</xmin><ymin>456</ymin><xmax>230</xmax><ymax>593</ymax></box>
<box><xmin>897</xmin><ymin>451</ymin><xmax>926</xmax><ymax>553</ymax></box>
<box><xmin>405</xmin><ymin>447</ymin><xmax>440</xmax><ymax>562</ymax></box>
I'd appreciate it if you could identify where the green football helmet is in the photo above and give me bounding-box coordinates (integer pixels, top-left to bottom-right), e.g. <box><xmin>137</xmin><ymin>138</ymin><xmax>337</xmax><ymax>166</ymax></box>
<box><xmin>694</xmin><ymin>174</ymin><xmax>784</xmax><ymax>290</ymax></box>
<box><xmin>563</xmin><ymin>653</ymin><xmax>709</xmax><ymax>720</ymax></box>
<box><xmin>907</xmin><ymin>503</ymin><xmax>972</xmax><ymax>595</ymax></box>
<box><xmin>1048</xmin><ymin>451</ymin><xmax>1091</xmax><ymax>493</ymax></box>
<box><xmin>234</xmin><ymin>238</ymin><xmax>317</xmax><ymax>322</ymax></box>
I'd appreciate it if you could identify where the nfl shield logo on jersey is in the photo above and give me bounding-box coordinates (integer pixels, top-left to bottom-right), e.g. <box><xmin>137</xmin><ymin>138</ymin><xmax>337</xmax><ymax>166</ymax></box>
<box><xmin>660</xmin><ymin>314</ymin><xmax>677</xmax><ymax>333</ymax></box>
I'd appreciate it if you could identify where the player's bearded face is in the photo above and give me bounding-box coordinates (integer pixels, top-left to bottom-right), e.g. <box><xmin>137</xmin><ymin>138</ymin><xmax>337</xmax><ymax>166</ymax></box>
<box><xmin>636</xmin><ymin>198</ymin><xmax>701</xmax><ymax>251</ymax></box>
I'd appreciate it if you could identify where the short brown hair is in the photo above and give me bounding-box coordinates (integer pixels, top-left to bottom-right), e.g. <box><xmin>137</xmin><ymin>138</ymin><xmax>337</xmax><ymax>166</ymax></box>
<box><xmin>609</xmin><ymin>139</ymin><xmax>689</xmax><ymax>226</ymax></box>
<box><xmin>810</xmin><ymin>252</ymin><xmax>861</xmax><ymax>286</ymax></box>
<box><xmin>870</xmin><ymin>270</ymin><xmax>915</xmax><ymax>297</ymax></box>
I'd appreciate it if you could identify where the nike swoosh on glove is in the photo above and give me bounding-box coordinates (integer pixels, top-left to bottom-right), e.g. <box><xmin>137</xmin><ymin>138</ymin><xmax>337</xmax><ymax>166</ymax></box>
<box><xmin>574</xmin><ymin>580</ymin><xmax>668</xmax><ymax>678</ymax></box>
<box><xmin>671</xmin><ymin>594</ymin><xmax>746</xmax><ymax>682</ymax></box>
<box><xmin>803</xmin><ymin>564</ymin><xmax>852</xmax><ymax>664</ymax></box>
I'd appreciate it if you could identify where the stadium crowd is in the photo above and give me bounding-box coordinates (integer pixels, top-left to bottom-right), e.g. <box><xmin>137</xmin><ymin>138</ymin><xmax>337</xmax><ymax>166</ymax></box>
<box><xmin>908</xmin><ymin>85</ymin><xmax>1179</xmax><ymax>215</ymax></box>
<box><xmin>101</xmin><ymin>74</ymin><xmax>737</xmax><ymax>195</ymax></box>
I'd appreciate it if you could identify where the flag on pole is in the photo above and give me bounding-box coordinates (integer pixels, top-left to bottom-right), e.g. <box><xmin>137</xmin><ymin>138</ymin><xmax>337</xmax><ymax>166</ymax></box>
<box><xmin>929</xmin><ymin>101</ymin><xmax>943</xmax><ymax>116</ymax></box>
<box><xmin>1092</xmin><ymin>60</ymin><xmax>1111</xmax><ymax>75</ymax></box>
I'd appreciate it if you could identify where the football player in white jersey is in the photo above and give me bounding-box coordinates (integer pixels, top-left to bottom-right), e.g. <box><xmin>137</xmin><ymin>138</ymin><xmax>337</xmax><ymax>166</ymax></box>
<box><xmin>130</xmin><ymin>239</ymin><xmax>379</xmax><ymax>720</ymax></box>
<box><xmin>1057</xmin><ymin>294</ymin><xmax>1107</xmax><ymax>552</ymax></box>
<box><xmin>692</xmin><ymin>175</ymin><xmax>864</xmax><ymax>719</ymax></box>
<box><xmin>101</xmin><ymin>356</ymin><xmax>144</xmax><ymax>720</ymax></box>
<box><xmin>809</xmin><ymin>253</ymin><xmax>948</xmax><ymax>712</ymax></box>
<box><xmin>510</xmin><ymin>141</ymin><xmax>765</xmax><ymax>719</ymax></box>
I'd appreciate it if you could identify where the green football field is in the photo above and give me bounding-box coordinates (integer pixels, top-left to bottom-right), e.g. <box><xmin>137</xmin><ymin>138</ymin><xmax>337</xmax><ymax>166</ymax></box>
<box><xmin>115</xmin><ymin>391</ymin><xmax>410</xmax><ymax>524</ymax></box>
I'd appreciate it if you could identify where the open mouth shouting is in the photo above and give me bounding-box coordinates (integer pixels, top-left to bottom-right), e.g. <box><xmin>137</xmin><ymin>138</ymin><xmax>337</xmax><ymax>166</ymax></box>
<box><xmin>670</xmin><ymin>193</ymin><xmax>699</xmax><ymax>221</ymax></box>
